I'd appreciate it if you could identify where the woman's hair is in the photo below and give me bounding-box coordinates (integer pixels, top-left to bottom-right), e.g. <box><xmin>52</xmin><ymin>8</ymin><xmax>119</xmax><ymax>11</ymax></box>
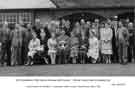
<box><xmin>31</xmin><ymin>30</ymin><xmax>37</xmax><ymax>37</ymax></box>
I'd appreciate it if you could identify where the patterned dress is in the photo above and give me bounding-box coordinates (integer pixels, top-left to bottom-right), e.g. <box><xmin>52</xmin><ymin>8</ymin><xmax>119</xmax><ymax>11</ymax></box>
<box><xmin>100</xmin><ymin>28</ymin><xmax>113</xmax><ymax>54</ymax></box>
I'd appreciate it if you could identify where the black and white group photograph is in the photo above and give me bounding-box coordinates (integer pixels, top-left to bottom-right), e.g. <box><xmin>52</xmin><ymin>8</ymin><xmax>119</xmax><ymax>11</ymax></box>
<box><xmin>0</xmin><ymin>0</ymin><xmax>134</xmax><ymax>76</ymax></box>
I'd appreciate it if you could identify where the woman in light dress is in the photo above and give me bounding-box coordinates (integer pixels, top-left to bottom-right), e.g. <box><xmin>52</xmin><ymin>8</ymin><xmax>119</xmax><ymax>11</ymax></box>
<box><xmin>47</xmin><ymin>32</ymin><xmax>57</xmax><ymax>64</ymax></box>
<box><xmin>87</xmin><ymin>30</ymin><xmax>99</xmax><ymax>63</ymax></box>
<box><xmin>100</xmin><ymin>23</ymin><xmax>113</xmax><ymax>64</ymax></box>
<box><xmin>27</xmin><ymin>31</ymin><xmax>41</xmax><ymax>65</ymax></box>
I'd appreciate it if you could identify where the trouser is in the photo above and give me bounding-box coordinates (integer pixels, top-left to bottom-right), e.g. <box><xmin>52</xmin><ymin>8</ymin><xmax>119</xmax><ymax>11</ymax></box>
<box><xmin>70</xmin><ymin>56</ymin><xmax>78</xmax><ymax>64</ymax></box>
<box><xmin>11</xmin><ymin>47</ymin><xmax>22</xmax><ymax>66</ymax></box>
<box><xmin>57</xmin><ymin>49</ymin><xmax>69</xmax><ymax>64</ymax></box>
<box><xmin>129</xmin><ymin>45</ymin><xmax>135</xmax><ymax>62</ymax></box>
<box><xmin>0</xmin><ymin>44</ymin><xmax>11</xmax><ymax>65</ymax></box>
<box><xmin>22</xmin><ymin>45</ymin><xmax>29</xmax><ymax>65</ymax></box>
<box><xmin>118</xmin><ymin>43</ymin><xmax>128</xmax><ymax>64</ymax></box>
<box><xmin>79</xmin><ymin>51</ymin><xmax>86</xmax><ymax>64</ymax></box>
<box><xmin>112</xmin><ymin>44</ymin><xmax>119</xmax><ymax>63</ymax></box>
<box><xmin>27</xmin><ymin>56</ymin><xmax>34</xmax><ymax>65</ymax></box>
<box><xmin>97</xmin><ymin>51</ymin><xmax>102</xmax><ymax>63</ymax></box>
<box><xmin>0</xmin><ymin>48</ymin><xmax>5</xmax><ymax>65</ymax></box>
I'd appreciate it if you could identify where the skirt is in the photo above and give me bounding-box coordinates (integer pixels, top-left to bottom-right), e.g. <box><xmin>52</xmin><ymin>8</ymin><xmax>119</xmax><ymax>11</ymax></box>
<box><xmin>87</xmin><ymin>48</ymin><xmax>99</xmax><ymax>60</ymax></box>
<box><xmin>48</xmin><ymin>49</ymin><xmax>57</xmax><ymax>56</ymax></box>
<box><xmin>28</xmin><ymin>50</ymin><xmax>37</xmax><ymax>58</ymax></box>
<box><xmin>101</xmin><ymin>49</ymin><xmax>112</xmax><ymax>55</ymax></box>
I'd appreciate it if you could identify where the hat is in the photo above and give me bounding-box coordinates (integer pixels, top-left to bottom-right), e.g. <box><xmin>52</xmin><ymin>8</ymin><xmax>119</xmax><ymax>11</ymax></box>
<box><xmin>114</xmin><ymin>16</ymin><xmax>118</xmax><ymax>19</ymax></box>
<box><xmin>4</xmin><ymin>21</ymin><xmax>8</xmax><ymax>25</ymax></box>
<box><xmin>35</xmin><ymin>18</ymin><xmax>40</xmax><ymax>23</ymax></box>
<box><xmin>95</xmin><ymin>19</ymin><xmax>99</xmax><ymax>23</ymax></box>
<box><xmin>112</xmin><ymin>16</ymin><xmax>118</xmax><ymax>21</ymax></box>
<box><xmin>80</xmin><ymin>19</ymin><xmax>85</xmax><ymax>24</ymax></box>
<box><xmin>129</xmin><ymin>22</ymin><xmax>133</xmax><ymax>25</ymax></box>
<box><xmin>86</xmin><ymin>21</ymin><xmax>91</xmax><ymax>25</ymax></box>
<box><xmin>128</xmin><ymin>22</ymin><xmax>134</xmax><ymax>27</ymax></box>
<box><xmin>126</xmin><ymin>18</ymin><xmax>130</xmax><ymax>23</ymax></box>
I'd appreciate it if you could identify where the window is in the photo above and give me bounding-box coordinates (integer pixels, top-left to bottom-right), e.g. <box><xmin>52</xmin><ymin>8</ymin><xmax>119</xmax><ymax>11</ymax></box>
<box><xmin>19</xmin><ymin>12</ymin><xmax>32</xmax><ymax>24</ymax></box>
<box><xmin>0</xmin><ymin>11</ymin><xmax>33</xmax><ymax>25</ymax></box>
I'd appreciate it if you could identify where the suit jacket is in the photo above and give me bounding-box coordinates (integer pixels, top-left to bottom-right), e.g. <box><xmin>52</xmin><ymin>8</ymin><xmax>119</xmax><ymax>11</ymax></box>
<box><xmin>11</xmin><ymin>29</ymin><xmax>23</xmax><ymax>47</ymax></box>
<box><xmin>57</xmin><ymin>35</ymin><xmax>70</xmax><ymax>50</ymax></box>
<box><xmin>117</xmin><ymin>27</ymin><xmax>129</xmax><ymax>46</ymax></box>
<box><xmin>0</xmin><ymin>28</ymin><xmax>10</xmax><ymax>44</ymax></box>
<box><xmin>128</xmin><ymin>28</ymin><xmax>135</xmax><ymax>46</ymax></box>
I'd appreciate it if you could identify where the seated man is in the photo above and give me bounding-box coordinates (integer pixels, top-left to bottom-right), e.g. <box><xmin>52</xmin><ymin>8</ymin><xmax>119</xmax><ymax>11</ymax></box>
<box><xmin>39</xmin><ymin>27</ymin><xmax>50</xmax><ymax>64</ymax></box>
<box><xmin>57</xmin><ymin>30</ymin><xmax>70</xmax><ymax>64</ymax></box>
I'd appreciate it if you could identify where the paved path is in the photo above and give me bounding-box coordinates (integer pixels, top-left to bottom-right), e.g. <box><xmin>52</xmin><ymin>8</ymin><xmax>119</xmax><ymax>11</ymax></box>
<box><xmin>0</xmin><ymin>64</ymin><xmax>135</xmax><ymax>76</ymax></box>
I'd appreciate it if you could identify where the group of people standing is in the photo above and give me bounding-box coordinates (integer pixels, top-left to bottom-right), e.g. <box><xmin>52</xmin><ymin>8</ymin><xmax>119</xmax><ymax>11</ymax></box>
<box><xmin>0</xmin><ymin>16</ymin><xmax>134</xmax><ymax>66</ymax></box>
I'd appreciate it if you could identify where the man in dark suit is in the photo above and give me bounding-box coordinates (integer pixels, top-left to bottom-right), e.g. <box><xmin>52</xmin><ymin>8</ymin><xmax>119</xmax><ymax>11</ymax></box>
<box><xmin>0</xmin><ymin>23</ymin><xmax>11</xmax><ymax>66</ymax></box>
<box><xmin>111</xmin><ymin>16</ymin><xmax>118</xmax><ymax>63</ymax></box>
